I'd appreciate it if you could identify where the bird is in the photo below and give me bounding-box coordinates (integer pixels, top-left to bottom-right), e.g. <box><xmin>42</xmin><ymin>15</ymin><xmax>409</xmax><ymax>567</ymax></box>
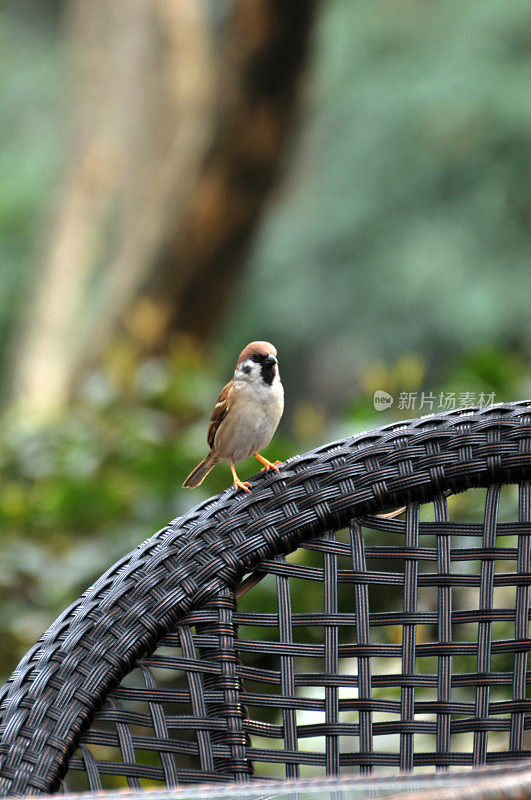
<box><xmin>183</xmin><ymin>341</ymin><xmax>284</xmax><ymax>493</ymax></box>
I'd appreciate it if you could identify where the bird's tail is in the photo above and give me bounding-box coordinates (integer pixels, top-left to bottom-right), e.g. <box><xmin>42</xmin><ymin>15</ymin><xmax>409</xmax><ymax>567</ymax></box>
<box><xmin>182</xmin><ymin>453</ymin><xmax>218</xmax><ymax>488</ymax></box>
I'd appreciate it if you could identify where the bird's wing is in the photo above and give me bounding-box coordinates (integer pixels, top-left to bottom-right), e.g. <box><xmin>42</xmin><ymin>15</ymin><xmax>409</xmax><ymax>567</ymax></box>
<box><xmin>207</xmin><ymin>381</ymin><xmax>233</xmax><ymax>449</ymax></box>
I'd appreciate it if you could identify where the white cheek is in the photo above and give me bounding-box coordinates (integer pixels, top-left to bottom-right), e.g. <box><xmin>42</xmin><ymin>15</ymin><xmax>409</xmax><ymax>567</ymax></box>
<box><xmin>236</xmin><ymin>361</ymin><xmax>261</xmax><ymax>381</ymax></box>
<box><xmin>236</xmin><ymin>362</ymin><xmax>250</xmax><ymax>378</ymax></box>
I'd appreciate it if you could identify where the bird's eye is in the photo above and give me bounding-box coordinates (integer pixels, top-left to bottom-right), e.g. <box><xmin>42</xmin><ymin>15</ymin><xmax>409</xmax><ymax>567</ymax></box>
<box><xmin>252</xmin><ymin>353</ymin><xmax>262</xmax><ymax>363</ymax></box>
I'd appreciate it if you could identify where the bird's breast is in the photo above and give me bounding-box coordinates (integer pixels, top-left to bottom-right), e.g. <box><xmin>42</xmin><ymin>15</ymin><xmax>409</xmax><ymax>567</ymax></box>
<box><xmin>214</xmin><ymin>380</ymin><xmax>284</xmax><ymax>463</ymax></box>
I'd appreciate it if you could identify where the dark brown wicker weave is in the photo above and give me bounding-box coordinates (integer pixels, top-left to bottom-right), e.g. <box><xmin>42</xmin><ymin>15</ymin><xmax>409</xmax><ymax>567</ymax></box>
<box><xmin>0</xmin><ymin>402</ymin><xmax>530</xmax><ymax>796</ymax></box>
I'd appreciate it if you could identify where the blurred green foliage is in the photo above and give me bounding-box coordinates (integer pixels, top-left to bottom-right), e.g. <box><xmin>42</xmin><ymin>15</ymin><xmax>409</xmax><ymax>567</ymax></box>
<box><xmin>0</xmin><ymin>10</ymin><xmax>62</xmax><ymax>383</ymax></box>
<box><xmin>226</xmin><ymin>0</ymin><xmax>531</xmax><ymax>405</ymax></box>
<box><xmin>1</xmin><ymin>0</ymin><xmax>529</xmax><ymax>401</ymax></box>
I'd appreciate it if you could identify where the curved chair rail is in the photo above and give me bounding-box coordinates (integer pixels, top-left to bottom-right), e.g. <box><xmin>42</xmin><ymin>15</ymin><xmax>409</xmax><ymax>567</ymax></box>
<box><xmin>0</xmin><ymin>402</ymin><xmax>530</xmax><ymax>795</ymax></box>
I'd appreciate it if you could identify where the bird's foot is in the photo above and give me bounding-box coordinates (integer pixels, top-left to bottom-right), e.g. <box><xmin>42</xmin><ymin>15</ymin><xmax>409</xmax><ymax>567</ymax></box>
<box><xmin>260</xmin><ymin>460</ymin><xmax>282</xmax><ymax>472</ymax></box>
<box><xmin>254</xmin><ymin>453</ymin><xmax>282</xmax><ymax>472</ymax></box>
<box><xmin>234</xmin><ymin>478</ymin><xmax>252</xmax><ymax>493</ymax></box>
<box><xmin>230</xmin><ymin>462</ymin><xmax>252</xmax><ymax>492</ymax></box>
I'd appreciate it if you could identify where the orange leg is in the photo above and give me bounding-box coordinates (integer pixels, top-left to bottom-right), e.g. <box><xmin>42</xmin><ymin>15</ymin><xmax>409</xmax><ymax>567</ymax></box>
<box><xmin>254</xmin><ymin>453</ymin><xmax>283</xmax><ymax>472</ymax></box>
<box><xmin>230</xmin><ymin>462</ymin><xmax>252</xmax><ymax>493</ymax></box>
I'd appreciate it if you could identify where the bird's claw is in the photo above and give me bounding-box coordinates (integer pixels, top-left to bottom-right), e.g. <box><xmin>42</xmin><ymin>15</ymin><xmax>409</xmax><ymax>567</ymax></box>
<box><xmin>234</xmin><ymin>479</ymin><xmax>252</xmax><ymax>493</ymax></box>
<box><xmin>260</xmin><ymin>459</ymin><xmax>282</xmax><ymax>472</ymax></box>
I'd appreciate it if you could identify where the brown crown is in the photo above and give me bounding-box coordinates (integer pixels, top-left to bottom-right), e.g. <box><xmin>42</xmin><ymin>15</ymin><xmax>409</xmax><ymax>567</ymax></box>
<box><xmin>236</xmin><ymin>341</ymin><xmax>277</xmax><ymax>366</ymax></box>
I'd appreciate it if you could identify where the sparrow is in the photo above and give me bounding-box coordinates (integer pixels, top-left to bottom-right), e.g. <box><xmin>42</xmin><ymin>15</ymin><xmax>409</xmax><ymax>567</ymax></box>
<box><xmin>183</xmin><ymin>341</ymin><xmax>284</xmax><ymax>493</ymax></box>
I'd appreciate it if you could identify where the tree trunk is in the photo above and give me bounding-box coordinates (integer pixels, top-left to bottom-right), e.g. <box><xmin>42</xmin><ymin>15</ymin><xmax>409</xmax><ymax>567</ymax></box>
<box><xmin>148</xmin><ymin>0</ymin><xmax>318</xmax><ymax>341</ymax></box>
<box><xmin>11</xmin><ymin>0</ymin><xmax>317</xmax><ymax>413</ymax></box>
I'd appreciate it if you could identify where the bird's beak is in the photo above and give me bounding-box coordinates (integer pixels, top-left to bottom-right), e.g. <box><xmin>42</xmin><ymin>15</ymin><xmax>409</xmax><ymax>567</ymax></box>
<box><xmin>263</xmin><ymin>354</ymin><xmax>277</xmax><ymax>367</ymax></box>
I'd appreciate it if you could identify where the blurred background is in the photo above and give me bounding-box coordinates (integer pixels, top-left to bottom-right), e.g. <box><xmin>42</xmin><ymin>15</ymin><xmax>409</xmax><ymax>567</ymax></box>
<box><xmin>0</xmin><ymin>0</ymin><xmax>530</xmax><ymax>692</ymax></box>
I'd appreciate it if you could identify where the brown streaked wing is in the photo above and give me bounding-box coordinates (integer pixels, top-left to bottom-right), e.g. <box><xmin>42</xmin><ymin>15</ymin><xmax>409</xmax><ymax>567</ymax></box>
<box><xmin>207</xmin><ymin>382</ymin><xmax>232</xmax><ymax>449</ymax></box>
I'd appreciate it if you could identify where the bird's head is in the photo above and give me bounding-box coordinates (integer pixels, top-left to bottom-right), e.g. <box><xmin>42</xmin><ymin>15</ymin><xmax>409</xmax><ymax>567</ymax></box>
<box><xmin>235</xmin><ymin>341</ymin><xmax>278</xmax><ymax>386</ymax></box>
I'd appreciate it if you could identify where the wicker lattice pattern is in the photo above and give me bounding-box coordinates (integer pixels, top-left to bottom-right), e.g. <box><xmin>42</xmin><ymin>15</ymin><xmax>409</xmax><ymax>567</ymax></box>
<box><xmin>0</xmin><ymin>403</ymin><xmax>530</xmax><ymax>795</ymax></box>
<box><xmin>64</xmin><ymin>488</ymin><xmax>531</xmax><ymax>789</ymax></box>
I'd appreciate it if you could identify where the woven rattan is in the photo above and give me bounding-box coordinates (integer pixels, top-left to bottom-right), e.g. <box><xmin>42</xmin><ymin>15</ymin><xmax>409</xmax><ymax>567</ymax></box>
<box><xmin>0</xmin><ymin>402</ymin><xmax>530</xmax><ymax>795</ymax></box>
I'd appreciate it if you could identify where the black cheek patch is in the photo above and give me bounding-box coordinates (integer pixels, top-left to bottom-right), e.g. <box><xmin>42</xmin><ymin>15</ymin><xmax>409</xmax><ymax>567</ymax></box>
<box><xmin>241</xmin><ymin>364</ymin><xmax>251</xmax><ymax>375</ymax></box>
<box><xmin>260</xmin><ymin>364</ymin><xmax>275</xmax><ymax>386</ymax></box>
